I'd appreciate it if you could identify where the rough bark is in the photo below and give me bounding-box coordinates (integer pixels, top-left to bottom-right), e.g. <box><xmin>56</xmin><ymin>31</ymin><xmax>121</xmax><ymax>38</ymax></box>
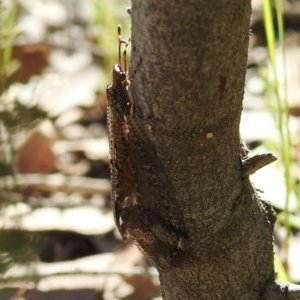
<box><xmin>118</xmin><ymin>0</ymin><xmax>281</xmax><ymax>299</ymax></box>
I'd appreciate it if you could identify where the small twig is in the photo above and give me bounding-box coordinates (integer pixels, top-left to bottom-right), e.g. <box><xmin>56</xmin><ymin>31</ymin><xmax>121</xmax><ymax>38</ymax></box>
<box><xmin>261</xmin><ymin>282</ymin><xmax>300</xmax><ymax>300</ymax></box>
<box><xmin>242</xmin><ymin>153</ymin><xmax>277</xmax><ymax>177</ymax></box>
<box><xmin>0</xmin><ymin>266</ymin><xmax>158</xmax><ymax>285</ymax></box>
<box><xmin>0</xmin><ymin>174</ymin><xmax>110</xmax><ymax>195</ymax></box>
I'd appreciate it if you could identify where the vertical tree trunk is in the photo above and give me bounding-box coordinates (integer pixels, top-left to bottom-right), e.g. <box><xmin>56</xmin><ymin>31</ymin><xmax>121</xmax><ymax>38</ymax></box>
<box><xmin>116</xmin><ymin>0</ymin><xmax>278</xmax><ymax>298</ymax></box>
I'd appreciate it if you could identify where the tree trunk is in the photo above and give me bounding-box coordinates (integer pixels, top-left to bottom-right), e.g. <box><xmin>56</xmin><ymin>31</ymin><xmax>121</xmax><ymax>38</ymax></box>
<box><xmin>109</xmin><ymin>0</ymin><xmax>299</xmax><ymax>299</ymax></box>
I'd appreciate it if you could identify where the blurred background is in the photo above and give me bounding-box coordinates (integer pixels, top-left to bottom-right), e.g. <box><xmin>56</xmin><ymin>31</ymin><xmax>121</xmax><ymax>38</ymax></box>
<box><xmin>0</xmin><ymin>0</ymin><xmax>300</xmax><ymax>299</ymax></box>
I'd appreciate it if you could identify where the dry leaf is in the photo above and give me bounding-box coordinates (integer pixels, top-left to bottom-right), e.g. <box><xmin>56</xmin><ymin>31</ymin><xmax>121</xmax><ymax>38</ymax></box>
<box><xmin>16</xmin><ymin>131</ymin><xmax>56</xmax><ymax>174</ymax></box>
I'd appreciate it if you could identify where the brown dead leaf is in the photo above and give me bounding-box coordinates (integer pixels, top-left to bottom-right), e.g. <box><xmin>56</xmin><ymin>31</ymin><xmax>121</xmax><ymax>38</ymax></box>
<box><xmin>16</xmin><ymin>131</ymin><xmax>56</xmax><ymax>174</ymax></box>
<box><xmin>8</xmin><ymin>43</ymin><xmax>50</xmax><ymax>84</ymax></box>
<box><xmin>126</xmin><ymin>275</ymin><xmax>161</xmax><ymax>300</ymax></box>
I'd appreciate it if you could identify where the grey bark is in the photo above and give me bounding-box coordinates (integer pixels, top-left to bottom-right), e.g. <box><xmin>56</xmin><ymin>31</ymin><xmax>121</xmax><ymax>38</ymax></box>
<box><xmin>117</xmin><ymin>0</ymin><xmax>300</xmax><ymax>299</ymax></box>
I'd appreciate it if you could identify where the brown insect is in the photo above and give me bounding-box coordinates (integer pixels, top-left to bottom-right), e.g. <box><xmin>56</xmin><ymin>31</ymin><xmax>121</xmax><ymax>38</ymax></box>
<box><xmin>106</xmin><ymin>25</ymin><xmax>134</xmax><ymax>238</ymax></box>
<box><xmin>106</xmin><ymin>27</ymin><xmax>187</xmax><ymax>262</ymax></box>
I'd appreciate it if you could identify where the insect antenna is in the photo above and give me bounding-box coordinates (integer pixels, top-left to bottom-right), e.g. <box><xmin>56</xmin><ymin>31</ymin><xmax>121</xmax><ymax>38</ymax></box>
<box><xmin>123</xmin><ymin>38</ymin><xmax>131</xmax><ymax>75</ymax></box>
<box><xmin>117</xmin><ymin>25</ymin><xmax>130</xmax><ymax>73</ymax></box>
<box><xmin>117</xmin><ymin>24</ymin><xmax>123</xmax><ymax>67</ymax></box>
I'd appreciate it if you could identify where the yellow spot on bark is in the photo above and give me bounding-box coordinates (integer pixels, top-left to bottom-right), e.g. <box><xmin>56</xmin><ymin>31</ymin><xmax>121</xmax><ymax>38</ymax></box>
<box><xmin>206</xmin><ymin>132</ymin><xmax>213</xmax><ymax>139</ymax></box>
